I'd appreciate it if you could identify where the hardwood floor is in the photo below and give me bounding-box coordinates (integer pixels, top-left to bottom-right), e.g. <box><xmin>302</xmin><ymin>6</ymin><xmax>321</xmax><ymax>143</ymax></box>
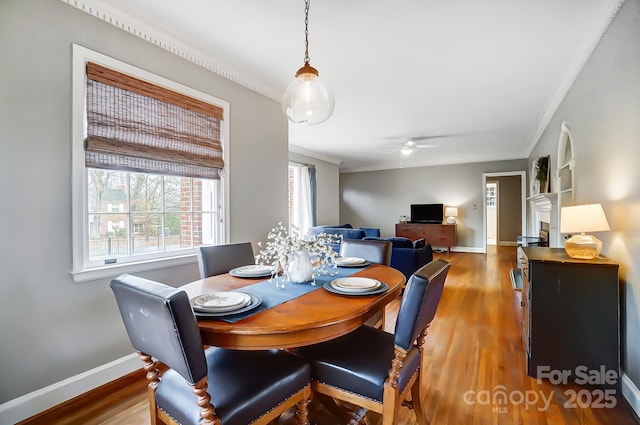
<box><xmin>24</xmin><ymin>247</ymin><xmax>639</xmax><ymax>425</ymax></box>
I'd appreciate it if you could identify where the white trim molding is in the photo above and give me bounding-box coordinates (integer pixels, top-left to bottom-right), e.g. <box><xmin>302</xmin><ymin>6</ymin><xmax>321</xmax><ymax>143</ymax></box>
<box><xmin>60</xmin><ymin>0</ymin><xmax>281</xmax><ymax>102</ymax></box>
<box><xmin>289</xmin><ymin>144</ymin><xmax>343</xmax><ymax>165</ymax></box>
<box><xmin>451</xmin><ymin>246</ymin><xmax>486</xmax><ymax>254</ymax></box>
<box><xmin>0</xmin><ymin>354</ymin><xmax>140</xmax><ymax>425</ymax></box>
<box><xmin>622</xmin><ymin>372</ymin><xmax>640</xmax><ymax>419</ymax></box>
<box><xmin>482</xmin><ymin>171</ymin><xmax>528</xmax><ymax>254</ymax></box>
<box><xmin>527</xmin><ymin>0</ymin><xmax>627</xmax><ymax>155</ymax></box>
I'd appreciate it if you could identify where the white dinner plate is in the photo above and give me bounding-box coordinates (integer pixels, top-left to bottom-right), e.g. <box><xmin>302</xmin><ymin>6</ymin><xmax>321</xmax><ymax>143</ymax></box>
<box><xmin>229</xmin><ymin>264</ymin><xmax>276</xmax><ymax>278</ymax></box>
<box><xmin>323</xmin><ymin>281</ymin><xmax>388</xmax><ymax>296</ymax></box>
<box><xmin>191</xmin><ymin>292</ymin><xmax>251</xmax><ymax>312</ymax></box>
<box><xmin>334</xmin><ymin>257</ymin><xmax>366</xmax><ymax>266</ymax></box>
<box><xmin>192</xmin><ymin>293</ymin><xmax>263</xmax><ymax>317</ymax></box>
<box><xmin>330</xmin><ymin>277</ymin><xmax>381</xmax><ymax>293</ymax></box>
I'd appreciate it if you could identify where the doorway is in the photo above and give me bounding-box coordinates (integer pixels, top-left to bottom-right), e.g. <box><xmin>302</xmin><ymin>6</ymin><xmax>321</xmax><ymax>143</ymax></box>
<box><xmin>482</xmin><ymin>172</ymin><xmax>526</xmax><ymax>254</ymax></box>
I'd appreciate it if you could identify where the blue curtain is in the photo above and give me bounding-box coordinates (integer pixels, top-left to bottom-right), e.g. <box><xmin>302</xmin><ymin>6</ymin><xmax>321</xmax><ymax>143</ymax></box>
<box><xmin>308</xmin><ymin>166</ymin><xmax>317</xmax><ymax>227</ymax></box>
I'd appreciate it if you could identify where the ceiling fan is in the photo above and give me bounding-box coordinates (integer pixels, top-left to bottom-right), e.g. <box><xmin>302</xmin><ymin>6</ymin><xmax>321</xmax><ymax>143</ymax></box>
<box><xmin>378</xmin><ymin>136</ymin><xmax>442</xmax><ymax>156</ymax></box>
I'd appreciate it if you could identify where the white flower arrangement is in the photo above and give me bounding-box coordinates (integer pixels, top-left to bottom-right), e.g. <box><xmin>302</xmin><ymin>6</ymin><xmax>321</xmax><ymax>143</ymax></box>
<box><xmin>256</xmin><ymin>223</ymin><xmax>340</xmax><ymax>277</ymax></box>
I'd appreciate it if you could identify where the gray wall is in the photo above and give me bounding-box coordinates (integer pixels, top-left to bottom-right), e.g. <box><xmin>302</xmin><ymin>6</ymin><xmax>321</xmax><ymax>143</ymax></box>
<box><xmin>528</xmin><ymin>0</ymin><xmax>640</xmax><ymax>389</ymax></box>
<box><xmin>339</xmin><ymin>159</ymin><xmax>527</xmax><ymax>249</ymax></box>
<box><xmin>487</xmin><ymin>175</ymin><xmax>523</xmax><ymax>244</ymax></box>
<box><xmin>289</xmin><ymin>152</ymin><xmax>340</xmax><ymax>226</ymax></box>
<box><xmin>0</xmin><ymin>0</ymin><xmax>288</xmax><ymax>403</ymax></box>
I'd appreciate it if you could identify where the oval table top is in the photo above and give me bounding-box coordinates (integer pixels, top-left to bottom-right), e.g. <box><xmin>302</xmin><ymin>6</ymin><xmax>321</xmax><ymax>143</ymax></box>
<box><xmin>180</xmin><ymin>264</ymin><xmax>406</xmax><ymax>350</ymax></box>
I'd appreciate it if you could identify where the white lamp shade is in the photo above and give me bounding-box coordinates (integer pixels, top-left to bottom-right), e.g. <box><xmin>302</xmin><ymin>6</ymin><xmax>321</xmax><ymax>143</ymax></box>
<box><xmin>282</xmin><ymin>71</ymin><xmax>335</xmax><ymax>125</ymax></box>
<box><xmin>560</xmin><ymin>203</ymin><xmax>610</xmax><ymax>234</ymax></box>
<box><xmin>445</xmin><ymin>207</ymin><xmax>458</xmax><ymax>224</ymax></box>
<box><xmin>445</xmin><ymin>207</ymin><xmax>458</xmax><ymax>217</ymax></box>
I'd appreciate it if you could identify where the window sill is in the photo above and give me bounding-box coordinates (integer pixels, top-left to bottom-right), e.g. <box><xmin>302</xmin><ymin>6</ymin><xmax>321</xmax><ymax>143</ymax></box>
<box><xmin>71</xmin><ymin>254</ymin><xmax>197</xmax><ymax>283</ymax></box>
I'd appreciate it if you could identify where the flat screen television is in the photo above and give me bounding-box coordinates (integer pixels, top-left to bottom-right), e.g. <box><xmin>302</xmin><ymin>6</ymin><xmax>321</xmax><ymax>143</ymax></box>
<box><xmin>410</xmin><ymin>203</ymin><xmax>444</xmax><ymax>224</ymax></box>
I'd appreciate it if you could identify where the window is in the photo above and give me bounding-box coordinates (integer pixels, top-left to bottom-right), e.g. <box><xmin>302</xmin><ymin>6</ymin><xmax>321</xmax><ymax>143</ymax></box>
<box><xmin>72</xmin><ymin>45</ymin><xmax>229</xmax><ymax>281</ymax></box>
<box><xmin>87</xmin><ymin>170</ymin><xmax>221</xmax><ymax>262</ymax></box>
<box><xmin>486</xmin><ymin>183</ymin><xmax>497</xmax><ymax>207</ymax></box>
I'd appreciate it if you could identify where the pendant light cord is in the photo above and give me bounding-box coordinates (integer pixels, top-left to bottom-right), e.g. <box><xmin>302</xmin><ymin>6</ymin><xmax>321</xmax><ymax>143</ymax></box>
<box><xmin>304</xmin><ymin>0</ymin><xmax>310</xmax><ymax>65</ymax></box>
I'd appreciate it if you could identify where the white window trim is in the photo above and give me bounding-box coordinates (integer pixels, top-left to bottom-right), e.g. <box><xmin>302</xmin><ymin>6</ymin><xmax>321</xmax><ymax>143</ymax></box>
<box><xmin>71</xmin><ymin>44</ymin><xmax>230</xmax><ymax>283</ymax></box>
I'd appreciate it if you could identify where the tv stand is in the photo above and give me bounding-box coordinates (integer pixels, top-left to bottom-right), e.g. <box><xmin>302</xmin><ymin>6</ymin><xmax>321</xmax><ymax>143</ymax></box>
<box><xmin>396</xmin><ymin>223</ymin><xmax>456</xmax><ymax>253</ymax></box>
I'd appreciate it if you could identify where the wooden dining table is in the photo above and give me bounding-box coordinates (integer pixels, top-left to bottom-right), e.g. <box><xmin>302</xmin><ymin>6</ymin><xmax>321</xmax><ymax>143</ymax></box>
<box><xmin>180</xmin><ymin>264</ymin><xmax>406</xmax><ymax>350</ymax></box>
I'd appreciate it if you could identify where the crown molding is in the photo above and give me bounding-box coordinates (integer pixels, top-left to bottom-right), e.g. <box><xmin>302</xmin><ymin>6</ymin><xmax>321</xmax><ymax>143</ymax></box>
<box><xmin>526</xmin><ymin>0</ymin><xmax>626</xmax><ymax>156</ymax></box>
<box><xmin>288</xmin><ymin>144</ymin><xmax>343</xmax><ymax>165</ymax></box>
<box><xmin>60</xmin><ymin>0</ymin><xmax>282</xmax><ymax>102</ymax></box>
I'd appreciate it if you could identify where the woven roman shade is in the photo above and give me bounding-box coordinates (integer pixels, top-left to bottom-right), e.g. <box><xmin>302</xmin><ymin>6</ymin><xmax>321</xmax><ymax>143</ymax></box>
<box><xmin>85</xmin><ymin>62</ymin><xmax>224</xmax><ymax>179</ymax></box>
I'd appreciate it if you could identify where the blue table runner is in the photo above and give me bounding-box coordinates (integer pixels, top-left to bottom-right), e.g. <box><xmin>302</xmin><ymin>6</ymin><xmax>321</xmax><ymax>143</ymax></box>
<box><xmin>206</xmin><ymin>265</ymin><xmax>370</xmax><ymax>323</ymax></box>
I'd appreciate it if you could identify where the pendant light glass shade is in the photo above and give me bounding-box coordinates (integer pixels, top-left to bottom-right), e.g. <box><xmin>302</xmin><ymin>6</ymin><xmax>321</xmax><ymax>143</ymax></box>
<box><xmin>282</xmin><ymin>0</ymin><xmax>334</xmax><ymax>125</ymax></box>
<box><xmin>282</xmin><ymin>64</ymin><xmax>334</xmax><ymax>125</ymax></box>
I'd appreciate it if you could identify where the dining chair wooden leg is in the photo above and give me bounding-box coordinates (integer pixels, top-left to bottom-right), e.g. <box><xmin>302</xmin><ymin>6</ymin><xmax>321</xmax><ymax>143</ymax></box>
<box><xmin>295</xmin><ymin>386</ymin><xmax>312</xmax><ymax>425</ymax></box>
<box><xmin>191</xmin><ymin>377</ymin><xmax>217</xmax><ymax>425</ymax></box>
<box><xmin>411</xmin><ymin>327</ymin><xmax>429</xmax><ymax>425</ymax></box>
<box><xmin>381</xmin><ymin>386</ymin><xmax>401</xmax><ymax>425</ymax></box>
<box><xmin>410</xmin><ymin>381</ymin><xmax>428</xmax><ymax>425</ymax></box>
<box><xmin>138</xmin><ymin>352</ymin><xmax>160</xmax><ymax>425</ymax></box>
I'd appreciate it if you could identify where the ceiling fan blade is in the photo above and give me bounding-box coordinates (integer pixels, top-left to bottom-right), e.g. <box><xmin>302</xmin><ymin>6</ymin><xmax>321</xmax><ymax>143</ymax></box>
<box><xmin>410</xmin><ymin>134</ymin><xmax>452</xmax><ymax>141</ymax></box>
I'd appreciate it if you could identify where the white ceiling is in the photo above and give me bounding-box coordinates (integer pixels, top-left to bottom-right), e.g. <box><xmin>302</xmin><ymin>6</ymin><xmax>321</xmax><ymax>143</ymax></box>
<box><xmin>73</xmin><ymin>0</ymin><xmax>619</xmax><ymax>172</ymax></box>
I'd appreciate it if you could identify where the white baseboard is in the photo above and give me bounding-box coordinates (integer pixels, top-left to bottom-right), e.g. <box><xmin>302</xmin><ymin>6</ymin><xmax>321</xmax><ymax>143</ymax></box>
<box><xmin>622</xmin><ymin>372</ymin><xmax>640</xmax><ymax>419</ymax></box>
<box><xmin>0</xmin><ymin>353</ymin><xmax>140</xmax><ymax>424</ymax></box>
<box><xmin>451</xmin><ymin>246</ymin><xmax>485</xmax><ymax>253</ymax></box>
<box><xmin>432</xmin><ymin>246</ymin><xmax>494</xmax><ymax>254</ymax></box>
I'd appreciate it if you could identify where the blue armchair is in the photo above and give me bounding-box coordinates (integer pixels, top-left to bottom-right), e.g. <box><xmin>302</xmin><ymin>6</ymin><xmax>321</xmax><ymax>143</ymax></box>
<box><xmin>364</xmin><ymin>236</ymin><xmax>433</xmax><ymax>280</ymax></box>
<box><xmin>309</xmin><ymin>224</ymin><xmax>381</xmax><ymax>252</ymax></box>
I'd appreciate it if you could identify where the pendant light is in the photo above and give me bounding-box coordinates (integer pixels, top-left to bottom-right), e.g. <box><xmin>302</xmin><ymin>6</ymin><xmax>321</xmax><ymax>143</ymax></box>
<box><xmin>282</xmin><ymin>0</ymin><xmax>334</xmax><ymax>125</ymax></box>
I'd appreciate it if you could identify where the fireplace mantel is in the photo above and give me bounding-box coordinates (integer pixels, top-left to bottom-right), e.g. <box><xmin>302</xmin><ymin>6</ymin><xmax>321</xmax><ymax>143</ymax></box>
<box><xmin>527</xmin><ymin>192</ymin><xmax>557</xmax><ymax>202</ymax></box>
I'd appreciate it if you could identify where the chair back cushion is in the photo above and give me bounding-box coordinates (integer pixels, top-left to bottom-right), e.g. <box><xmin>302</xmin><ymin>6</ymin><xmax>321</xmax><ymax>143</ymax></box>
<box><xmin>385</xmin><ymin>237</ymin><xmax>414</xmax><ymax>248</ymax></box>
<box><xmin>360</xmin><ymin>227</ymin><xmax>381</xmax><ymax>237</ymax></box>
<box><xmin>197</xmin><ymin>242</ymin><xmax>255</xmax><ymax>278</ymax></box>
<box><xmin>412</xmin><ymin>238</ymin><xmax>426</xmax><ymax>249</ymax></box>
<box><xmin>309</xmin><ymin>224</ymin><xmax>352</xmax><ymax>236</ymax></box>
<box><xmin>110</xmin><ymin>274</ymin><xmax>207</xmax><ymax>385</ymax></box>
<box><xmin>340</xmin><ymin>239</ymin><xmax>392</xmax><ymax>265</ymax></box>
<box><xmin>363</xmin><ymin>236</ymin><xmax>417</xmax><ymax>249</ymax></box>
<box><xmin>394</xmin><ymin>259</ymin><xmax>450</xmax><ymax>351</ymax></box>
<box><xmin>317</xmin><ymin>228</ymin><xmax>366</xmax><ymax>240</ymax></box>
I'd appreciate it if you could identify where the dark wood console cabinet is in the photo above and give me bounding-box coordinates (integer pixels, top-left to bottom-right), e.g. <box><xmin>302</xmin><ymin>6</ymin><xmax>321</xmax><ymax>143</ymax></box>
<box><xmin>395</xmin><ymin>223</ymin><xmax>456</xmax><ymax>252</ymax></box>
<box><xmin>519</xmin><ymin>247</ymin><xmax>620</xmax><ymax>387</ymax></box>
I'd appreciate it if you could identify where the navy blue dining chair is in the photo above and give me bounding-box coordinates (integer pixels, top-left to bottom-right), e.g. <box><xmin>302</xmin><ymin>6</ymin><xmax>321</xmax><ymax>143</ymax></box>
<box><xmin>339</xmin><ymin>238</ymin><xmax>394</xmax><ymax>329</ymax></box>
<box><xmin>339</xmin><ymin>238</ymin><xmax>392</xmax><ymax>267</ymax></box>
<box><xmin>293</xmin><ymin>259</ymin><xmax>450</xmax><ymax>425</ymax></box>
<box><xmin>110</xmin><ymin>273</ymin><xmax>311</xmax><ymax>425</ymax></box>
<box><xmin>197</xmin><ymin>242</ymin><xmax>255</xmax><ymax>278</ymax></box>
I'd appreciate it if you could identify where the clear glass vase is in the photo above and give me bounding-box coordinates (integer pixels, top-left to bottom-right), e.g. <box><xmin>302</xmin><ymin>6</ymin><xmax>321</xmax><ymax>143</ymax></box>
<box><xmin>287</xmin><ymin>250</ymin><xmax>313</xmax><ymax>283</ymax></box>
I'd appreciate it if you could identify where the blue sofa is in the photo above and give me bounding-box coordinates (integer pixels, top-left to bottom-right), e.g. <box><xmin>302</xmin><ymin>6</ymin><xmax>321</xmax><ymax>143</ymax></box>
<box><xmin>309</xmin><ymin>224</ymin><xmax>381</xmax><ymax>253</ymax></box>
<box><xmin>363</xmin><ymin>236</ymin><xmax>433</xmax><ymax>280</ymax></box>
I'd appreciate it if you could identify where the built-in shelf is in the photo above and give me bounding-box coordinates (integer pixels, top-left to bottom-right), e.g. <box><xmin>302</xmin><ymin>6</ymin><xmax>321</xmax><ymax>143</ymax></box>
<box><xmin>557</xmin><ymin>122</ymin><xmax>575</xmax><ymax>204</ymax></box>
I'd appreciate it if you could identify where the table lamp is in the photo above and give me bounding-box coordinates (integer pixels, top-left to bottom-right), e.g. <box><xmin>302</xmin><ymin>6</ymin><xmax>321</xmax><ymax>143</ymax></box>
<box><xmin>560</xmin><ymin>203</ymin><xmax>610</xmax><ymax>259</ymax></box>
<box><xmin>445</xmin><ymin>207</ymin><xmax>458</xmax><ymax>224</ymax></box>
